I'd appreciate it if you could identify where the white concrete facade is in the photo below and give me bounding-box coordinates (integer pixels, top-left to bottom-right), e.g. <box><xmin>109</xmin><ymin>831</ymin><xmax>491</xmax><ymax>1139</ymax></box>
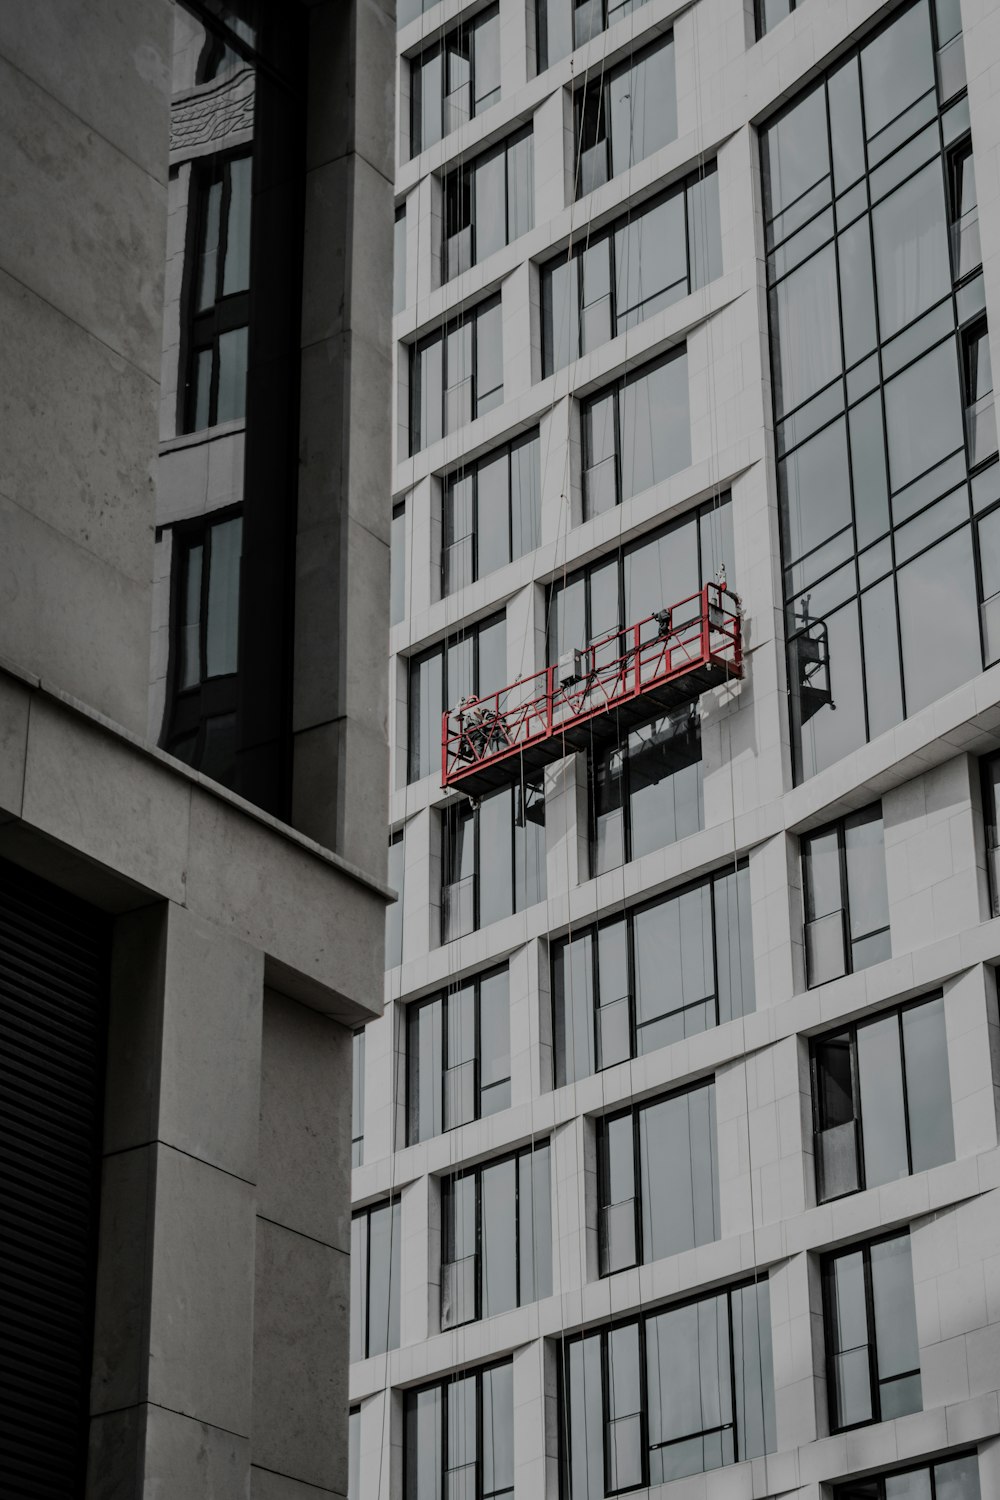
<box><xmin>353</xmin><ymin>1</ymin><xmax>1000</xmax><ymax>1498</ymax></box>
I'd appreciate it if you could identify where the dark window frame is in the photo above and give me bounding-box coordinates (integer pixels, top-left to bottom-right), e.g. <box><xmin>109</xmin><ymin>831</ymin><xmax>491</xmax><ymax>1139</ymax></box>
<box><xmin>810</xmin><ymin>990</ymin><xmax>952</xmax><ymax>1203</ymax></box>
<box><xmin>441</xmin><ymin>776</ymin><xmax>546</xmax><ymax>937</ymax></box>
<box><xmin>403</xmin><ymin>1358</ymin><xmax>515</xmax><ymax>1500</ymax></box>
<box><xmin>351</xmin><ymin>1195</ymin><xmax>401</xmax><ymax>1361</ymax></box>
<box><xmin>181</xmin><ymin>149</ymin><xmax>252</xmax><ymax>433</ymax></box>
<box><xmin>587</xmin><ymin>702</ymin><xmax>703</xmax><ymax>872</ymax></box>
<box><xmin>981</xmin><ymin>749</ymin><xmax>1000</xmax><ymax>915</ymax></box>
<box><xmin>754</xmin><ymin>0</ymin><xmax>798</xmax><ymax>42</ymax></box>
<box><xmin>559</xmin><ymin>1276</ymin><xmax>773</xmax><ymax>1498</ymax></box>
<box><xmin>409</xmin><ymin>4</ymin><xmax>501</xmax><ymax>158</ymax></box>
<box><xmin>442</xmin><ymin>429</ymin><xmax>541</xmax><ymax>593</ymax></box>
<box><xmin>443</xmin><ymin>126</ymin><xmax>533</xmax><ymax>279</ymax></box>
<box><xmin>440</xmin><ymin>1139</ymin><xmax>551</xmax><ymax>1328</ymax></box>
<box><xmin>408</xmin><ymin>296</ymin><xmax>503</xmax><ymax>455</ymax></box>
<box><xmin>161</xmin><ymin>505</ymin><xmax>243</xmax><ymax>772</ymax></box>
<box><xmin>405</xmin><ymin>963</ymin><xmax>512</xmax><ymax>1145</ymax></box>
<box><xmin>821</xmin><ymin>1229</ymin><xmax>922</xmax><ymax>1433</ymax></box>
<box><xmin>551</xmin><ymin>859</ymin><xmax>753</xmax><ymax>1085</ymax></box>
<box><xmin>541</xmin><ymin>164</ymin><xmax>719</xmax><ymax>374</ymax></box>
<box><xmin>579</xmin><ymin>346</ymin><xmax>689</xmax><ymax>516</ymax></box>
<box><xmin>596</xmin><ymin>1076</ymin><xmax>717</xmax><ymax>1276</ymax></box>
<box><xmin>801</xmin><ymin>803</ymin><xmax>890</xmax><ymax>987</ymax></box>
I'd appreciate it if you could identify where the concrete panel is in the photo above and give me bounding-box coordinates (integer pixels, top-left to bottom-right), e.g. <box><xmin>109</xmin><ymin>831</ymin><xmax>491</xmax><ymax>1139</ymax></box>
<box><xmin>20</xmin><ymin>696</ymin><xmax>190</xmax><ymax>900</ymax></box>
<box><xmin>0</xmin><ymin>671</ymin><xmax>29</xmax><ymax>820</ymax></box>
<box><xmin>0</xmin><ymin>53</ymin><xmax>166</xmax><ymax>378</ymax></box>
<box><xmin>147</xmin><ymin>1145</ymin><xmax>256</xmax><ymax>1438</ymax></box>
<box><xmin>0</xmin><ymin>494</ymin><xmax>152</xmax><ymax>733</ymax></box>
<box><xmin>258</xmin><ymin>988</ymin><xmax>352</xmax><ymax>1250</ymax></box>
<box><xmin>306</xmin><ymin>0</ymin><xmax>395</xmax><ymax>185</ymax></box>
<box><xmin>90</xmin><ymin>1145</ymin><xmax>157</xmax><ymax>1416</ymax></box>
<box><xmin>252</xmin><ymin>1468</ymin><xmax>338</xmax><ymax>1498</ymax></box>
<box><xmin>185</xmin><ymin>786</ymin><xmax>385</xmax><ymax>1020</ymax></box>
<box><xmin>0</xmin><ymin>267</ymin><xmax>158</xmax><ymax>585</ymax></box>
<box><xmin>159</xmin><ymin>903</ymin><xmax>264</xmax><ymax>1182</ymax></box>
<box><xmin>103</xmin><ymin>905</ymin><xmax>167</xmax><ymax>1156</ymax></box>
<box><xmin>86</xmin><ymin>1405</ymin><xmax>145</xmax><ymax>1500</ymax></box>
<box><xmin>252</xmin><ymin>1219</ymin><xmax>351</xmax><ymax>1493</ymax></box>
<box><xmin>143</xmin><ymin>1403</ymin><xmax>251</xmax><ymax>1498</ymax></box>
<box><xmin>0</xmin><ymin>0</ymin><xmax>172</xmax><ymax>182</ymax></box>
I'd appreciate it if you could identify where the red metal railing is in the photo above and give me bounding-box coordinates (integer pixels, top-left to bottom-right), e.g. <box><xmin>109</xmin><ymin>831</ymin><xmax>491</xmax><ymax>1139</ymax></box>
<box><xmin>441</xmin><ymin>581</ymin><xmax>742</xmax><ymax>790</ymax></box>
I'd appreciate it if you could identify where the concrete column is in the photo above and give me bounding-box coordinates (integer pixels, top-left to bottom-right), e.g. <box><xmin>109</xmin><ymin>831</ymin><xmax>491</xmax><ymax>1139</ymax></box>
<box><xmin>770</xmin><ymin>1252</ymin><xmax>824</xmax><ymax>1452</ymax></box>
<box><xmin>748</xmin><ymin>833</ymin><xmax>804</xmax><ymax>1007</ymax></box>
<box><xmin>365</xmin><ymin>1006</ymin><xmax>397</xmax><ymax>1164</ymax></box>
<box><xmin>400</xmin><ymin>1174</ymin><xmax>434</xmax><ymax>1345</ymax></box>
<box><xmin>499</xmin><ymin>0</ymin><xmax>528</xmax><ymax>93</ymax></box>
<box><xmin>533</xmin><ymin>87</ymin><xmax>568</xmax><ymax>228</ymax></box>
<box><xmin>551</xmin><ymin>1116</ymin><xmax>593</xmax><ymax>1293</ymax></box>
<box><xmin>545</xmin><ymin>753</ymin><xmax>589</xmax><ymax>897</ymax></box>
<box><xmin>943</xmin><ymin>965</ymin><xmax>1000</xmax><ymax>1161</ymax></box>
<box><xmin>512</xmin><ymin>1340</ymin><xmax>546</xmax><ymax>1500</ymax></box>
<box><xmin>509</xmin><ymin>939</ymin><xmax>537</xmax><ymax>1106</ymax></box>
<box><xmin>408</xmin><ymin>475</ymin><xmax>436</xmax><ymax>618</ymax></box>
<box><xmin>89</xmin><ymin>901</ymin><xmax>264</xmax><ymax>1492</ymax></box>
<box><xmin>883</xmin><ymin>753</ymin><xmax>989</xmax><ymax>956</ymax></box>
<box><xmin>503</xmin><ymin>259</ymin><xmax>534</xmax><ymax>401</ymax></box>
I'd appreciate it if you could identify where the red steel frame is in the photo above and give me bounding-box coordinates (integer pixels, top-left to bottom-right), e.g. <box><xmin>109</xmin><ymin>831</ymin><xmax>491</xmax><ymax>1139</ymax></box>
<box><xmin>441</xmin><ymin>581</ymin><xmax>743</xmax><ymax>793</ymax></box>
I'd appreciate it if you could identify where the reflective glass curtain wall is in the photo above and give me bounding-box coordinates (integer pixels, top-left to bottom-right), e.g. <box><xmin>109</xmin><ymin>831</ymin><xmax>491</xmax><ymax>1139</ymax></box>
<box><xmin>441</xmin><ymin>1142</ymin><xmax>552</xmax><ymax>1327</ymax></box>
<box><xmin>553</xmin><ymin>862</ymin><xmax>754</xmax><ymax>1084</ymax></box>
<box><xmin>761</xmin><ymin>0</ymin><xmax>999</xmax><ymax>784</ymax></box>
<box><xmin>561</xmin><ymin>1281</ymin><xmax>775</xmax><ymax>1496</ymax></box>
<box><xmin>407</xmin><ymin>966</ymin><xmax>511</xmax><ymax>1144</ymax></box>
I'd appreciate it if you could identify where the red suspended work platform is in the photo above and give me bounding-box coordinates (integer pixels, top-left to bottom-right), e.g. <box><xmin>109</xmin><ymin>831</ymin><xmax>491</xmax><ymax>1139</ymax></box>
<box><xmin>441</xmin><ymin>581</ymin><xmax>744</xmax><ymax>797</ymax></box>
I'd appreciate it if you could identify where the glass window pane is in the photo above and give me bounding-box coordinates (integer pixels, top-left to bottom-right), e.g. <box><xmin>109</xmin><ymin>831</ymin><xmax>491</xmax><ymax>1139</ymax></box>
<box><xmin>828</xmin><ymin>57</ymin><xmax>866</xmax><ymax>192</ymax></box>
<box><xmin>367</xmin><ymin>1199</ymin><xmax>400</xmax><ymax>1356</ymax></box>
<box><xmin>628</xmin><ymin>708</ymin><xmax>703</xmax><ymax>856</ymax></box>
<box><xmin>902</xmin><ymin>996</ymin><xmax>955</xmax><ymax>1172</ymax></box>
<box><xmin>827</xmin><ymin>1250</ymin><xmax>874</xmax><ymax>1427</ymax></box>
<box><xmin>873</xmin><ymin>164</ymin><xmax>951</xmax><ymax>339</ymax></box>
<box><xmin>779</xmin><ymin>419</ymin><xmax>852</xmax><ymax>565</ymax></box>
<box><xmin>479</xmin><ymin>787</ymin><xmax>513</xmax><ymax>927</ymax></box>
<box><xmin>615</xmin><ymin>195</ymin><xmax>685</xmax><ymax>328</ymax></box>
<box><xmin>476</xmin><ymin>301</ymin><xmax>503</xmax><ymax>411</ymax></box>
<box><xmin>619</xmin><ymin>351</ymin><xmax>689</xmax><ymax>502</ymax></box>
<box><xmin>198</xmin><ymin>178</ymin><xmax>223</xmax><ymax>311</ymax></box>
<box><xmin>646</xmin><ymin>1296</ymin><xmax>730</xmax><ymax>1483</ymax></box>
<box><xmin>714</xmin><ymin>865</ymin><xmax>754</xmax><ymax>1024</ymax></box>
<box><xmin>349</xmin><ymin>1214</ymin><xmax>365</xmax><ymax>1361</ymax></box>
<box><xmin>417</xmin><ymin>50</ymin><xmax>443</xmax><ymax>154</ymax></box>
<box><xmin>688</xmin><ymin>168</ymin><xmax>722</xmax><ymax>289</ymax></box>
<box><xmin>180</xmin><ymin>540</ymin><xmax>204</xmax><ymax>689</ymax></box>
<box><xmin>763</xmin><ymin>84</ymin><xmax>829</xmax><ymax>223</ymax></box>
<box><xmin>861</xmin><ymin>579</ymin><xmax>904</xmax><ymax>740</ymax></box>
<box><xmin>934</xmin><ymin>1455</ymin><xmax>982</xmax><ymax>1500</ymax></box>
<box><xmin>838</xmin><ymin>216</ymin><xmax>878</xmax><ymax>365</ymax></box>
<box><xmin>870</xmin><ymin>1233</ymin><xmax>920</xmax><ymax>1384</ymax></box>
<box><xmin>567</xmin><ymin>1336</ymin><xmax>604</xmax><ymax>1500</ymax></box>
<box><xmin>857</xmin><ymin>1013</ymin><xmax>910</xmax><ymax>1186</ymax></box>
<box><xmin>394</xmin><ymin>207</ymin><xmax>407</xmax><ymax>314</ymax></box>
<box><xmin>409</xmin><ymin>649</ymin><xmax>443</xmax><ymax>782</ymax></box>
<box><xmin>408</xmin><ymin>997</ymin><xmax>443</xmax><ymax>1144</ymax></box>
<box><xmin>481</xmin><ymin>1157</ymin><xmax>517</xmax><ymax>1316</ymax></box>
<box><xmin>884</xmin><ymin>340</ymin><xmax>965</xmax><ymax>495</ymax></box>
<box><xmin>481</xmin><ymin>1364</ymin><xmax>514</xmax><ymax>1498</ymax></box>
<box><xmin>475</xmin><ymin>148</ymin><xmax>507</xmax><ymax>262</ymax></box>
<box><xmin>510</xmin><ymin>431</ymin><xmax>540</xmax><ymax>557</ymax></box>
<box><xmin>844</xmin><ymin>805</ymin><xmax>889</xmax><ymax>945</ymax></box>
<box><xmin>518</xmin><ymin>1145</ymin><xmax>552</xmax><ymax>1303</ymax></box>
<box><xmin>507</xmin><ymin>132</ymin><xmax>534</xmax><ymax>243</ymax></box>
<box><xmin>405</xmin><ymin>1387</ymin><xmax>442</xmax><ymax>1500</ymax></box>
<box><xmin>216</xmin><ymin>325</ymin><xmax>248</xmax><ymax>423</ymax></box>
<box><xmin>477</xmin><ymin>452</ymin><xmax>510</xmax><ymax>578</ymax></box>
<box><xmin>850</xmin><ymin>394</ymin><xmax>891</xmax><ymax>548</ymax></box>
<box><xmin>639</xmin><ymin>1083</ymin><xmax>718</xmax><ymax>1261</ymax></box>
<box><xmin>191</xmin><ymin>346</ymin><xmax>213</xmax><ymax>431</ymax></box>
<box><xmin>793</xmin><ymin>597</ymin><xmax>867</xmax><ymax>780</ymax></box>
<box><xmin>414</xmin><ymin>336</ymin><xmax>443</xmax><ymax>453</ymax></box>
<box><xmin>447</xmin><ymin>1375</ymin><xmax>477</xmax><ymax>1479</ymax></box>
<box><xmin>349</xmin><ymin>1409</ymin><xmax>360</xmax><ymax>1500</ymax></box>
<box><xmin>731</xmin><ymin>1279</ymin><xmax>776</xmax><ymax>1460</ymax></box>
<box><xmin>543</xmin><ymin>255</ymin><xmax>579</xmax><ymax>374</ymax></box>
<box><xmin>897</xmin><ymin>524</ymin><xmax>981</xmax><ymax>715</ymax></box>
<box><xmin>861</xmin><ymin>0</ymin><xmax>935</xmax><ymax>140</ymax></box>
<box><xmin>473</xmin><ymin>9</ymin><xmax>501</xmax><ymax>110</ymax></box>
<box><xmin>611</xmin><ymin>40</ymin><xmax>675</xmax><ymax>178</ymax></box>
<box><xmin>634</xmin><ymin>883</ymin><xmax>714</xmax><ymax>1049</ymax></box>
<box><xmin>205</xmin><ymin>517</ymin><xmax>242</xmax><ymax>677</ymax></box>
<box><xmin>223</xmin><ymin>154</ymin><xmax>252</xmax><ymax>295</ymax></box>
<box><xmin>479</xmin><ymin>968</ymin><xmax>510</xmax><ymax>1097</ymax></box>
<box><xmin>771</xmin><ymin>247</ymin><xmax>842</xmax><ymax>415</ymax></box>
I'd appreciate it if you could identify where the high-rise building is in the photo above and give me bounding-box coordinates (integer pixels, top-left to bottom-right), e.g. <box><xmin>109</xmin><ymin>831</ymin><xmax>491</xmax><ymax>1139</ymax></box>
<box><xmin>351</xmin><ymin>2</ymin><xmax>1000</xmax><ymax>1498</ymax></box>
<box><xmin>0</xmin><ymin>1</ymin><xmax>392</xmax><ymax>1494</ymax></box>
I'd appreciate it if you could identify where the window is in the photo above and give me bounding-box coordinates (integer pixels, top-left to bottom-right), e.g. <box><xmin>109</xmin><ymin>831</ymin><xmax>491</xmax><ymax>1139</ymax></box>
<box><xmin>832</xmin><ymin>1453</ymin><xmax>980</xmax><ymax>1500</ymax></box>
<box><xmin>762</xmin><ymin>0</ymin><xmax>999</xmax><ymax>785</ymax></box>
<box><xmin>350</xmin><ymin>1197</ymin><xmax>400</xmax><ymax>1361</ymax></box>
<box><xmin>442</xmin><ymin>779</ymin><xmax>545</xmax><ymax>940</ymax></box>
<box><xmin>822</xmin><ymin>1231</ymin><xmax>921</xmax><ymax>1431</ymax></box>
<box><xmin>394</xmin><ymin>206</ymin><xmax>407</xmax><ymax>314</ymax></box>
<box><xmin>755</xmin><ymin>0</ymin><xmax>797</xmax><ymax>38</ymax></box>
<box><xmin>391</xmin><ymin>502</ymin><xmax>406</xmax><ymax>626</ymax></box>
<box><xmin>542</xmin><ymin>166</ymin><xmax>721</xmax><ymax>373</ymax></box>
<box><xmin>574</xmin><ymin>35</ymin><xmax>676</xmax><ymax>198</ymax></box>
<box><xmin>408</xmin><ymin>613</ymin><xmax>506</xmax><ymax>783</ymax></box>
<box><xmin>811</xmin><ymin>994</ymin><xmax>955</xmax><ymax>1202</ymax></box>
<box><xmin>981</xmin><ymin>751</ymin><xmax>1000</xmax><ymax>913</ymax></box>
<box><xmin>580</xmin><ymin>349</ymin><xmax>690</xmax><ymax>516</ymax></box>
<box><xmin>184</xmin><ymin>153</ymin><xmax>251</xmax><ymax>432</ymax></box>
<box><xmin>536</xmin><ymin>0</ymin><xmax>652</xmax><ymax>71</ymax></box>
<box><xmin>409</xmin><ymin>298</ymin><xmax>503</xmax><ymax>454</ymax></box>
<box><xmin>443</xmin><ymin>129</ymin><xmax>533</xmax><ymax>279</ymax></box>
<box><xmin>407</xmin><ymin>966</ymin><xmax>511</xmax><ymax>1144</ymax></box>
<box><xmin>410</xmin><ymin>7</ymin><xmax>500</xmax><ymax>157</ymax></box>
<box><xmin>443</xmin><ymin>430</ymin><xmax>541</xmax><ymax>593</ymax></box>
<box><xmin>801</xmin><ymin>803</ymin><xmax>890</xmax><ymax>987</ymax></box>
<box><xmin>597</xmin><ymin>1080</ymin><xmax>718</xmax><ymax>1275</ymax></box>
<box><xmin>386</xmin><ymin>830</ymin><xmax>405</xmax><ymax>968</ymax></box>
<box><xmin>163</xmin><ymin>512</ymin><xmax>243</xmax><ymax>785</ymax></box>
<box><xmin>590</xmin><ymin>705</ymin><xmax>702</xmax><ymax>874</ymax></box>
<box><xmin>352</xmin><ymin>1028</ymin><xmax>365</xmax><ymax>1167</ymax></box>
<box><xmin>553</xmin><ymin>862</ymin><xmax>754</xmax><ymax>1085</ymax></box>
<box><xmin>405</xmin><ymin>1361</ymin><xmax>514</xmax><ymax>1500</ymax></box>
<box><xmin>561</xmin><ymin>1280</ymin><xmax>774</xmax><ymax>1497</ymax></box>
<box><xmin>441</xmin><ymin>1142</ymin><xmax>551</xmax><ymax>1327</ymax></box>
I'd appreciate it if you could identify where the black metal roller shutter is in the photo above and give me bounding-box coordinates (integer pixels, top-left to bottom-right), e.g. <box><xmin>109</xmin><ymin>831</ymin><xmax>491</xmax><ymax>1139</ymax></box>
<box><xmin>0</xmin><ymin>855</ymin><xmax>110</xmax><ymax>1498</ymax></box>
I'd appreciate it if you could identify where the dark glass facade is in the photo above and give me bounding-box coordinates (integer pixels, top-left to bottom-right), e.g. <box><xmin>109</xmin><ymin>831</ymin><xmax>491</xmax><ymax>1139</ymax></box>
<box><xmin>553</xmin><ymin>862</ymin><xmax>753</xmax><ymax>1084</ymax></box>
<box><xmin>561</xmin><ymin>1280</ymin><xmax>774</xmax><ymax>1495</ymax></box>
<box><xmin>542</xmin><ymin>165</ymin><xmax>721</xmax><ymax>374</ymax></box>
<box><xmin>407</xmin><ymin>965</ymin><xmax>511</xmax><ymax>1143</ymax></box>
<box><xmin>441</xmin><ymin>1141</ymin><xmax>551</xmax><ymax>1327</ymax></box>
<box><xmin>761</xmin><ymin>0</ymin><xmax>997</xmax><ymax>783</ymax></box>
<box><xmin>811</xmin><ymin>993</ymin><xmax>955</xmax><ymax>1202</ymax></box>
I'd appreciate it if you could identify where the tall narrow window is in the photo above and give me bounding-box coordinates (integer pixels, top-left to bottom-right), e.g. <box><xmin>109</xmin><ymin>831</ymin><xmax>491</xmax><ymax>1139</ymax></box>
<box><xmin>405</xmin><ymin>1362</ymin><xmax>514</xmax><ymax>1500</ymax></box>
<box><xmin>350</xmin><ymin>1197</ymin><xmax>401</xmax><ymax>1360</ymax></box>
<box><xmin>442</xmin><ymin>779</ymin><xmax>545</xmax><ymax>940</ymax></box>
<box><xmin>407</xmin><ymin>966</ymin><xmax>511</xmax><ymax>1143</ymax></box>
<box><xmin>443</xmin><ymin>431</ymin><xmax>541</xmax><ymax>593</ymax></box>
<box><xmin>349</xmin><ymin>1410</ymin><xmax>360</xmax><ymax>1500</ymax></box>
<box><xmin>962</xmin><ymin>318</ymin><xmax>997</xmax><ymax>469</ymax></box>
<box><xmin>408</xmin><ymin>613</ymin><xmax>506</xmax><ymax>783</ymax></box>
<box><xmin>811</xmin><ymin>994</ymin><xmax>954</xmax><ymax>1202</ymax></box>
<box><xmin>164</xmin><ymin>512</ymin><xmax>243</xmax><ymax>784</ymax></box>
<box><xmin>443</xmin><ymin>128</ymin><xmax>533</xmax><ymax>279</ymax></box>
<box><xmin>802</xmin><ymin>804</ymin><xmax>890</xmax><ymax>987</ymax></box>
<box><xmin>598</xmin><ymin>1080</ymin><xmax>718</xmax><ymax>1274</ymax></box>
<box><xmin>409</xmin><ymin>298</ymin><xmax>503</xmax><ymax>454</ymax></box>
<box><xmin>184</xmin><ymin>152</ymin><xmax>252</xmax><ymax>432</ymax></box>
<box><xmin>590</xmin><ymin>704</ymin><xmax>702</xmax><ymax>873</ymax></box>
<box><xmin>574</xmin><ymin>35</ymin><xmax>676</xmax><ymax>198</ymax></box>
<box><xmin>982</xmin><ymin>751</ymin><xmax>1000</xmax><ymax>914</ymax></box>
<box><xmin>394</xmin><ymin>205</ymin><xmax>407</xmax><ymax>314</ymax></box>
<box><xmin>410</xmin><ymin>6</ymin><xmax>501</xmax><ymax>157</ymax></box>
<box><xmin>822</xmin><ymin>1231</ymin><xmax>921</xmax><ymax>1431</ymax></box>
<box><xmin>441</xmin><ymin>1142</ymin><xmax>551</xmax><ymax>1328</ymax></box>
<box><xmin>390</xmin><ymin>503</ymin><xmax>406</xmax><ymax>625</ymax></box>
<box><xmin>580</xmin><ymin>349</ymin><xmax>690</xmax><ymax>516</ymax></box>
